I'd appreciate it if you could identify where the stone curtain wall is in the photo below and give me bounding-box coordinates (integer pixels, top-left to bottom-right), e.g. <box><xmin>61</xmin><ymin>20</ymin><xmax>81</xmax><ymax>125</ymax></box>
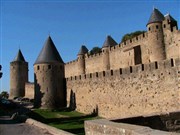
<box><xmin>64</xmin><ymin>28</ymin><xmax>180</xmax><ymax>78</ymax></box>
<box><xmin>165</xmin><ymin>29</ymin><xmax>180</xmax><ymax>59</ymax></box>
<box><xmin>25</xmin><ymin>82</ymin><xmax>34</xmax><ymax>99</ymax></box>
<box><xmin>65</xmin><ymin>60</ymin><xmax>78</xmax><ymax>77</ymax></box>
<box><xmin>85</xmin><ymin>53</ymin><xmax>103</xmax><ymax>74</ymax></box>
<box><xmin>66</xmin><ymin>58</ymin><xmax>180</xmax><ymax>119</ymax></box>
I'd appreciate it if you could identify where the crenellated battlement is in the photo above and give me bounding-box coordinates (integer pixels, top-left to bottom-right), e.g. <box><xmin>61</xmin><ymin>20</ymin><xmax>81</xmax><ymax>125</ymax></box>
<box><xmin>85</xmin><ymin>52</ymin><xmax>103</xmax><ymax>59</ymax></box>
<box><xmin>119</xmin><ymin>32</ymin><xmax>148</xmax><ymax>46</ymax></box>
<box><xmin>65</xmin><ymin>31</ymin><xmax>149</xmax><ymax>70</ymax></box>
<box><xmin>66</xmin><ymin>58</ymin><xmax>180</xmax><ymax>81</ymax></box>
<box><xmin>65</xmin><ymin>59</ymin><xmax>78</xmax><ymax>65</ymax></box>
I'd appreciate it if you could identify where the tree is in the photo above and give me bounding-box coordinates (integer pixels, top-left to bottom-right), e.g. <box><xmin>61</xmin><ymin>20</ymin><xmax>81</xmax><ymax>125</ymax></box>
<box><xmin>0</xmin><ymin>91</ymin><xmax>9</xmax><ymax>99</ymax></box>
<box><xmin>89</xmin><ymin>47</ymin><xmax>101</xmax><ymax>55</ymax></box>
<box><xmin>0</xmin><ymin>65</ymin><xmax>2</xmax><ymax>79</ymax></box>
<box><xmin>121</xmin><ymin>31</ymin><xmax>146</xmax><ymax>43</ymax></box>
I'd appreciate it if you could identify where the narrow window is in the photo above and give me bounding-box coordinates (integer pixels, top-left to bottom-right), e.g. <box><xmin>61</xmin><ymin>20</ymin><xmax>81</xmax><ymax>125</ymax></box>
<box><xmin>155</xmin><ymin>61</ymin><xmax>158</xmax><ymax>69</ymax></box>
<box><xmin>96</xmin><ymin>72</ymin><xmax>98</xmax><ymax>77</ymax></box>
<box><xmin>90</xmin><ymin>73</ymin><xmax>92</xmax><ymax>78</ymax></box>
<box><xmin>171</xmin><ymin>59</ymin><xmax>174</xmax><ymax>67</ymax></box>
<box><xmin>48</xmin><ymin>65</ymin><xmax>51</xmax><ymax>69</ymax></box>
<box><xmin>120</xmin><ymin>68</ymin><xmax>122</xmax><ymax>75</ymax></box>
<box><xmin>142</xmin><ymin>64</ymin><xmax>144</xmax><ymax>71</ymax></box>
<box><xmin>111</xmin><ymin>70</ymin><xmax>113</xmax><ymax>76</ymax></box>
<box><xmin>103</xmin><ymin>71</ymin><xmax>105</xmax><ymax>77</ymax></box>
<box><xmin>164</xmin><ymin>24</ymin><xmax>166</xmax><ymax>28</ymax></box>
<box><xmin>130</xmin><ymin>66</ymin><xmax>133</xmax><ymax>73</ymax></box>
<box><xmin>37</xmin><ymin>66</ymin><xmax>40</xmax><ymax>70</ymax></box>
<box><xmin>149</xmin><ymin>27</ymin><xmax>151</xmax><ymax>31</ymax></box>
<box><xmin>156</xmin><ymin>25</ymin><xmax>159</xmax><ymax>29</ymax></box>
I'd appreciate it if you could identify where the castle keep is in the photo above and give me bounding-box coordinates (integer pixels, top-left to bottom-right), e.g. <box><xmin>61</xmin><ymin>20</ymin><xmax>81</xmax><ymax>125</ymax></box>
<box><xmin>10</xmin><ymin>8</ymin><xmax>180</xmax><ymax>119</ymax></box>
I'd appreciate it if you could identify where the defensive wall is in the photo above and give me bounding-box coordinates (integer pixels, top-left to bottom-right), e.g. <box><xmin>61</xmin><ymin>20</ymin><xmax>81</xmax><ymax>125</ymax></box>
<box><xmin>65</xmin><ymin>24</ymin><xmax>180</xmax><ymax>78</ymax></box>
<box><xmin>66</xmin><ymin>58</ymin><xmax>180</xmax><ymax>119</ymax></box>
<box><xmin>25</xmin><ymin>82</ymin><xmax>34</xmax><ymax>99</ymax></box>
<box><xmin>65</xmin><ymin>32</ymin><xmax>149</xmax><ymax>77</ymax></box>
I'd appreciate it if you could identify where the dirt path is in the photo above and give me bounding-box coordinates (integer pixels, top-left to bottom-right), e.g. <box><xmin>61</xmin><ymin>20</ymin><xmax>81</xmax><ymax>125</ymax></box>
<box><xmin>0</xmin><ymin>116</ymin><xmax>52</xmax><ymax>135</ymax></box>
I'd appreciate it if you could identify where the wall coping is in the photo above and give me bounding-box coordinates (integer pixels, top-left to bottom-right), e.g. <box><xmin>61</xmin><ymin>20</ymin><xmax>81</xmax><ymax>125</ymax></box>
<box><xmin>26</xmin><ymin>118</ymin><xmax>74</xmax><ymax>135</ymax></box>
<box><xmin>85</xmin><ymin>119</ymin><xmax>179</xmax><ymax>135</ymax></box>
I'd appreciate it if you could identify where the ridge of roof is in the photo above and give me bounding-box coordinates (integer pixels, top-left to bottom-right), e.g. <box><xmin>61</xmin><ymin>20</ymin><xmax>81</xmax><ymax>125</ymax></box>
<box><xmin>164</xmin><ymin>13</ymin><xmax>177</xmax><ymax>22</ymax></box>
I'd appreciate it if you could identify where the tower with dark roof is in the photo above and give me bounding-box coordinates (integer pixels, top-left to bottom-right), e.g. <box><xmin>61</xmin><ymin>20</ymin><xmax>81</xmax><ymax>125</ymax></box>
<box><xmin>102</xmin><ymin>35</ymin><xmax>117</xmax><ymax>70</ymax></box>
<box><xmin>34</xmin><ymin>36</ymin><xmax>66</xmax><ymax>109</ymax></box>
<box><xmin>10</xmin><ymin>49</ymin><xmax>28</xmax><ymax>98</ymax></box>
<box><xmin>163</xmin><ymin>13</ymin><xmax>178</xmax><ymax>31</ymax></box>
<box><xmin>77</xmin><ymin>45</ymin><xmax>88</xmax><ymax>75</ymax></box>
<box><xmin>147</xmin><ymin>8</ymin><xmax>166</xmax><ymax>62</ymax></box>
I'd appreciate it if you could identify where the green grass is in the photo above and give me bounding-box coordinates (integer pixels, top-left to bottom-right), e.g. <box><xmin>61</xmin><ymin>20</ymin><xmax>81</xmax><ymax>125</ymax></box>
<box><xmin>28</xmin><ymin>108</ymin><xmax>100</xmax><ymax>135</ymax></box>
<box><xmin>32</xmin><ymin>109</ymin><xmax>83</xmax><ymax>118</ymax></box>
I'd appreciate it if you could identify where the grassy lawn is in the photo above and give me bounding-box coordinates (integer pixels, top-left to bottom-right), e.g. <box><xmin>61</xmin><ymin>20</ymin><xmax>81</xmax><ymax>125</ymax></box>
<box><xmin>27</xmin><ymin>109</ymin><xmax>100</xmax><ymax>135</ymax></box>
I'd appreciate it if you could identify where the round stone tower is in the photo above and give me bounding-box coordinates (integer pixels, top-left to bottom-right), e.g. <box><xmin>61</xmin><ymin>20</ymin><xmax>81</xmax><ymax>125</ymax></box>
<box><xmin>10</xmin><ymin>49</ymin><xmax>28</xmax><ymax>98</ymax></box>
<box><xmin>34</xmin><ymin>36</ymin><xmax>66</xmax><ymax>109</ymax></box>
<box><xmin>77</xmin><ymin>45</ymin><xmax>88</xmax><ymax>75</ymax></box>
<box><xmin>147</xmin><ymin>8</ymin><xmax>166</xmax><ymax>62</ymax></box>
<box><xmin>102</xmin><ymin>35</ymin><xmax>117</xmax><ymax>71</ymax></box>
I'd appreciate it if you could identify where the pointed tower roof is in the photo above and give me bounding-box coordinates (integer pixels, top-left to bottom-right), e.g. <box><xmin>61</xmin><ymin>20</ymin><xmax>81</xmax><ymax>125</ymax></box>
<box><xmin>78</xmin><ymin>45</ymin><xmax>88</xmax><ymax>55</ymax></box>
<box><xmin>34</xmin><ymin>36</ymin><xmax>64</xmax><ymax>65</ymax></box>
<box><xmin>102</xmin><ymin>35</ymin><xmax>117</xmax><ymax>48</ymax></box>
<box><xmin>164</xmin><ymin>14</ymin><xmax>177</xmax><ymax>22</ymax></box>
<box><xmin>14</xmin><ymin>49</ymin><xmax>26</xmax><ymax>62</ymax></box>
<box><xmin>147</xmin><ymin>8</ymin><xmax>165</xmax><ymax>25</ymax></box>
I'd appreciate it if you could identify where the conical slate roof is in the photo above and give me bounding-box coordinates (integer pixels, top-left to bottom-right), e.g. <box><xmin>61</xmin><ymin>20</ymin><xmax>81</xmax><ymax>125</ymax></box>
<box><xmin>14</xmin><ymin>49</ymin><xmax>26</xmax><ymax>62</ymax></box>
<box><xmin>34</xmin><ymin>36</ymin><xmax>64</xmax><ymax>65</ymax></box>
<box><xmin>147</xmin><ymin>8</ymin><xmax>165</xmax><ymax>25</ymax></box>
<box><xmin>165</xmin><ymin>14</ymin><xmax>177</xmax><ymax>22</ymax></box>
<box><xmin>102</xmin><ymin>35</ymin><xmax>117</xmax><ymax>48</ymax></box>
<box><xmin>78</xmin><ymin>45</ymin><xmax>88</xmax><ymax>55</ymax></box>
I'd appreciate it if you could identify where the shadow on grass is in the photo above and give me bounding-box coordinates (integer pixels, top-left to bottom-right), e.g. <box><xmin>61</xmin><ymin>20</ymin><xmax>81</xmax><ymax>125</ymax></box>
<box><xmin>65</xmin><ymin>128</ymin><xmax>84</xmax><ymax>135</ymax></box>
<box><xmin>27</xmin><ymin>108</ymin><xmax>98</xmax><ymax>135</ymax></box>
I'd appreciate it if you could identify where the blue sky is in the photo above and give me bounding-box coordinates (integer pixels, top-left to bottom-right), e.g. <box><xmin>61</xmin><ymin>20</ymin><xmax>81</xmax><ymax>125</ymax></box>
<box><xmin>0</xmin><ymin>0</ymin><xmax>179</xmax><ymax>92</ymax></box>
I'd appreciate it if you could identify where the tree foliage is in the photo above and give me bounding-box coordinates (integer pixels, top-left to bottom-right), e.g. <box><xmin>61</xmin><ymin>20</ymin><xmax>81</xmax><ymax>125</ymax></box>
<box><xmin>121</xmin><ymin>31</ymin><xmax>146</xmax><ymax>43</ymax></box>
<box><xmin>0</xmin><ymin>91</ymin><xmax>9</xmax><ymax>99</ymax></box>
<box><xmin>0</xmin><ymin>65</ymin><xmax>2</xmax><ymax>79</ymax></box>
<box><xmin>89</xmin><ymin>47</ymin><xmax>102</xmax><ymax>55</ymax></box>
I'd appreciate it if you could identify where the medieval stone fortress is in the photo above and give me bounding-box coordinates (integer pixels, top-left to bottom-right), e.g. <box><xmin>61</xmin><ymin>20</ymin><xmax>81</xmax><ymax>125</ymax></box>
<box><xmin>9</xmin><ymin>8</ymin><xmax>180</xmax><ymax>120</ymax></box>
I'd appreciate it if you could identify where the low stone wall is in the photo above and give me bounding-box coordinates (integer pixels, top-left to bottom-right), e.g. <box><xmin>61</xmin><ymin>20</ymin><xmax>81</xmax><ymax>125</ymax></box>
<box><xmin>85</xmin><ymin>119</ymin><xmax>179</xmax><ymax>135</ymax></box>
<box><xmin>26</xmin><ymin>118</ymin><xmax>74</xmax><ymax>135</ymax></box>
